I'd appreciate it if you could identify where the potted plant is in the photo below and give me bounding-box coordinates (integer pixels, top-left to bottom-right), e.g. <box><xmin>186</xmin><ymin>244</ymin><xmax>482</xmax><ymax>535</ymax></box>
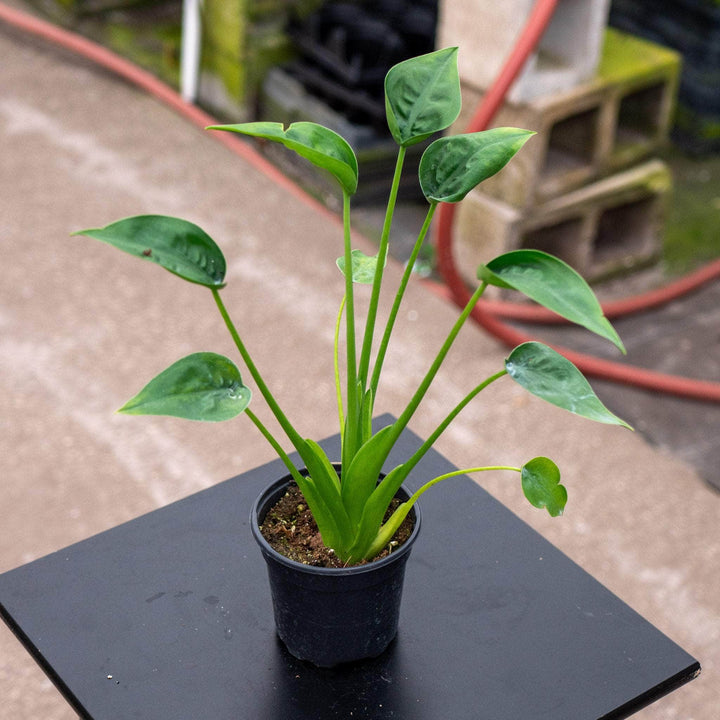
<box><xmin>74</xmin><ymin>48</ymin><xmax>630</xmax><ymax>667</ymax></box>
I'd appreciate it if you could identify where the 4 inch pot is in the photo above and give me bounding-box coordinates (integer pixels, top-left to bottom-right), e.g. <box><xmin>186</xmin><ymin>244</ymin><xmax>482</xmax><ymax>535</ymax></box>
<box><xmin>250</xmin><ymin>469</ymin><xmax>421</xmax><ymax>667</ymax></box>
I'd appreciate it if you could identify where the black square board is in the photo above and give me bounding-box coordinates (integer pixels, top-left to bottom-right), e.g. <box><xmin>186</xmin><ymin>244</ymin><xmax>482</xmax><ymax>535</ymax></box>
<box><xmin>0</xmin><ymin>419</ymin><xmax>699</xmax><ymax>719</ymax></box>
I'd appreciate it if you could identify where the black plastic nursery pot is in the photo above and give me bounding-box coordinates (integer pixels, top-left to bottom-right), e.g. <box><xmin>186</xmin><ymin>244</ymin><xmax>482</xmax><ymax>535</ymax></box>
<box><xmin>250</xmin><ymin>470</ymin><xmax>421</xmax><ymax>668</ymax></box>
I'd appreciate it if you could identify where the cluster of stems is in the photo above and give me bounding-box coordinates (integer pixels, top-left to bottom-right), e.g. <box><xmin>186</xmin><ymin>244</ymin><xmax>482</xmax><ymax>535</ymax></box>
<box><xmin>211</xmin><ymin>146</ymin><xmax>509</xmax><ymax>506</ymax></box>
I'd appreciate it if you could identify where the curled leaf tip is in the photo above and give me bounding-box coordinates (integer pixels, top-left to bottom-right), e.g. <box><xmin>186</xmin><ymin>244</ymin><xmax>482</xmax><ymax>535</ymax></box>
<box><xmin>521</xmin><ymin>457</ymin><xmax>567</xmax><ymax>517</ymax></box>
<box><xmin>420</xmin><ymin>127</ymin><xmax>535</xmax><ymax>203</ymax></box>
<box><xmin>117</xmin><ymin>352</ymin><xmax>251</xmax><ymax>422</ymax></box>
<box><xmin>505</xmin><ymin>342</ymin><xmax>632</xmax><ymax>429</ymax></box>
<box><xmin>205</xmin><ymin>121</ymin><xmax>358</xmax><ymax>195</ymax></box>
<box><xmin>73</xmin><ymin>215</ymin><xmax>227</xmax><ymax>288</ymax></box>
<box><xmin>479</xmin><ymin>250</ymin><xmax>626</xmax><ymax>353</ymax></box>
<box><xmin>385</xmin><ymin>47</ymin><xmax>462</xmax><ymax>147</ymax></box>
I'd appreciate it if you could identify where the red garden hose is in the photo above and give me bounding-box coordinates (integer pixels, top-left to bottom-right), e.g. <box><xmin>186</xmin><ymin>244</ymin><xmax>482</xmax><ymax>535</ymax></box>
<box><xmin>2</xmin><ymin>1</ymin><xmax>719</xmax><ymax>402</ymax></box>
<box><xmin>434</xmin><ymin>0</ymin><xmax>720</xmax><ymax>403</ymax></box>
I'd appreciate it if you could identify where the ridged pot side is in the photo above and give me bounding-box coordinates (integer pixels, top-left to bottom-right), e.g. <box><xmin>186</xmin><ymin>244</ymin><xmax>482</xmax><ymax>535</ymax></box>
<box><xmin>250</xmin><ymin>470</ymin><xmax>421</xmax><ymax>667</ymax></box>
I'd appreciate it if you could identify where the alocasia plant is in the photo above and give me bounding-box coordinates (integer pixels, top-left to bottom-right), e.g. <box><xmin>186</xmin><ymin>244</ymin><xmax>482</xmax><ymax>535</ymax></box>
<box><xmin>75</xmin><ymin>48</ymin><xmax>630</xmax><ymax>564</ymax></box>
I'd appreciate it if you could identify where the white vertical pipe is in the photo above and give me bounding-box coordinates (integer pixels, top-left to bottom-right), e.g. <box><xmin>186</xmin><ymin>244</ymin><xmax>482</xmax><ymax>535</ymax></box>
<box><xmin>181</xmin><ymin>0</ymin><xmax>202</xmax><ymax>103</ymax></box>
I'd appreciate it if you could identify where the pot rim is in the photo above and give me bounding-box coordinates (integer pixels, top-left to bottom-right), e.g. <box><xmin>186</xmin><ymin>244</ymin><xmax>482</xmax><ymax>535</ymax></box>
<box><xmin>250</xmin><ymin>468</ymin><xmax>422</xmax><ymax>577</ymax></box>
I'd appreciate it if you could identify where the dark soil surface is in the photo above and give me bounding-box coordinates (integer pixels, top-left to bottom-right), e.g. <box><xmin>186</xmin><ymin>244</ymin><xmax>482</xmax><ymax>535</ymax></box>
<box><xmin>259</xmin><ymin>484</ymin><xmax>414</xmax><ymax>568</ymax></box>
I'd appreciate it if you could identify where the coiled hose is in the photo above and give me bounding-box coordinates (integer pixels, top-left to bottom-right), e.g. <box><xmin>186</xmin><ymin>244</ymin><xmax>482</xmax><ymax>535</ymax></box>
<box><xmin>434</xmin><ymin>0</ymin><xmax>720</xmax><ymax>403</ymax></box>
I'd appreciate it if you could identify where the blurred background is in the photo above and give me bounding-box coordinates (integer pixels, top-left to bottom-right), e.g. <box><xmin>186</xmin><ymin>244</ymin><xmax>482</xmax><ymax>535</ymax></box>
<box><xmin>1</xmin><ymin>0</ymin><xmax>718</xmax><ymax>718</ymax></box>
<box><xmin>7</xmin><ymin>0</ymin><xmax>719</xmax><ymax>485</ymax></box>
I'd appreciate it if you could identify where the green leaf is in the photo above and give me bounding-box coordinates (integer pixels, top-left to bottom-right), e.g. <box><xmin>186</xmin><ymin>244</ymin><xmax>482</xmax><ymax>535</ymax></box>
<box><xmin>347</xmin><ymin>463</ymin><xmax>410</xmax><ymax>560</ymax></box>
<box><xmin>207</xmin><ymin>121</ymin><xmax>358</xmax><ymax>195</ymax></box>
<box><xmin>118</xmin><ymin>352</ymin><xmax>251</xmax><ymax>421</ymax></box>
<box><xmin>296</xmin><ymin>440</ymin><xmax>353</xmax><ymax>554</ymax></box>
<box><xmin>341</xmin><ymin>425</ymin><xmax>397</xmax><ymax>527</ymax></box>
<box><xmin>336</xmin><ymin>250</ymin><xmax>383</xmax><ymax>284</ymax></box>
<box><xmin>521</xmin><ymin>457</ymin><xmax>567</xmax><ymax>517</ymax></box>
<box><xmin>298</xmin><ymin>439</ymin><xmax>341</xmax><ymax>494</ymax></box>
<box><xmin>293</xmin><ymin>472</ymin><xmax>344</xmax><ymax>553</ymax></box>
<box><xmin>363</xmin><ymin>498</ymin><xmax>414</xmax><ymax>560</ymax></box>
<box><xmin>505</xmin><ymin>342</ymin><xmax>632</xmax><ymax>428</ymax></box>
<box><xmin>420</xmin><ymin>128</ymin><xmax>534</xmax><ymax>203</ymax></box>
<box><xmin>385</xmin><ymin>47</ymin><xmax>461</xmax><ymax>147</ymax></box>
<box><xmin>74</xmin><ymin>215</ymin><xmax>226</xmax><ymax>288</ymax></box>
<box><xmin>478</xmin><ymin>250</ymin><xmax>626</xmax><ymax>352</ymax></box>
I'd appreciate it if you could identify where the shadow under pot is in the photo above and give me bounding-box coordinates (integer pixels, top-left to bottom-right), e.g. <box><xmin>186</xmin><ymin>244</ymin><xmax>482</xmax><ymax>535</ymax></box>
<box><xmin>250</xmin><ymin>469</ymin><xmax>421</xmax><ymax>668</ymax></box>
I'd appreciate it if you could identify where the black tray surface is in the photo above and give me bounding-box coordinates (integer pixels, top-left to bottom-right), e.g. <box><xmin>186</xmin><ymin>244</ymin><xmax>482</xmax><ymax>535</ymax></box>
<box><xmin>0</xmin><ymin>417</ymin><xmax>699</xmax><ymax>719</ymax></box>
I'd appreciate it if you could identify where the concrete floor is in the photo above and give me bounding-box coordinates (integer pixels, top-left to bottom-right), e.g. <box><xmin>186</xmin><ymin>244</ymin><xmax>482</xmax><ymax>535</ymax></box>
<box><xmin>0</xmin><ymin>18</ymin><xmax>718</xmax><ymax>720</ymax></box>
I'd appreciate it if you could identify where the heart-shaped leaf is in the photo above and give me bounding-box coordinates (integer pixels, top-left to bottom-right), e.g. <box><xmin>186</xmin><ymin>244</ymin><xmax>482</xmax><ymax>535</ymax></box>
<box><xmin>207</xmin><ymin>121</ymin><xmax>358</xmax><ymax>195</ymax></box>
<box><xmin>118</xmin><ymin>352</ymin><xmax>251</xmax><ymax>421</ymax></box>
<box><xmin>385</xmin><ymin>47</ymin><xmax>461</xmax><ymax>147</ymax></box>
<box><xmin>521</xmin><ymin>457</ymin><xmax>567</xmax><ymax>516</ymax></box>
<box><xmin>479</xmin><ymin>250</ymin><xmax>625</xmax><ymax>352</ymax></box>
<box><xmin>336</xmin><ymin>250</ymin><xmax>383</xmax><ymax>284</ymax></box>
<box><xmin>74</xmin><ymin>215</ymin><xmax>226</xmax><ymax>288</ymax></box>
<box><xmin>420</xmin><ymin>128</ymin><xmax>534</xmax><ymax>203</ymax></box>
<box><xmin>505</xmin><ymin>342</ymin><xmax>632</xmax><ymax>428</ymax></box>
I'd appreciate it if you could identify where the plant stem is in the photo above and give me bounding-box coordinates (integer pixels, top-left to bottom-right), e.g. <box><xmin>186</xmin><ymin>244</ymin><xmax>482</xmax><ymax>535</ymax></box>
<box><xmin>342</xmin><ymin>190</ymin><xmax>360</xmax><ymax>468</ymax></box>
<box><xmin>358</xmin><ymin>145</ymin><xmax>407</xmax><ymax>390</ymax></box>
<box><xmin>391</xmin><ymin>281</ymin><xmax>489</xmax><ymax>442</ymax></box>
<box><xmin>211</xmin><ymin>288</ymin><xmax>303</xmax><ymax>450</ymax></box>
<box><xmin>245</xmin><ymin>408</ymin><xmax>305</xmax><ymax>487</ymax></box>
<box><xmin>400</xmin><ymin>369</ymin><xmax>508</xmax><ymax>478</ymax></box>
<box><xmin>370</xmin><ymin>201</ymin><xmax>437</xmax><ymax>397</ymax></box>
<box><xmin>334</xmin><ymin>295</ymin><xmax>346</xmax><ymax>432</ymax></box>
<box><xmin>365</xmin><ymin>465</ymin><xmax>521</xmax><ymax>559</ymax></box>
<box><xmin>406</xmin><ymin>466</ymin><xmax>521</xmax><ymax>506</ymax></box>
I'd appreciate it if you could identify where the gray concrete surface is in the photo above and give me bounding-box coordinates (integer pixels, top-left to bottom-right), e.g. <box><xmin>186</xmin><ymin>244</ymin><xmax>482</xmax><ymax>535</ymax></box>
<box><xmin>1</xmin><ymin>21</ymin><xmax>718</xmax><ymax>719</ymax></box>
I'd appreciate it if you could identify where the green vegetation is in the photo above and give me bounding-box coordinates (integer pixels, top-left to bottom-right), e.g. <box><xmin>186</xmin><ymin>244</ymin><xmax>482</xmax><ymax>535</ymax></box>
<box><xmin>74</xmin><ymin>49</ymin><xmax>630</xmax><ymax>564</ymax></box>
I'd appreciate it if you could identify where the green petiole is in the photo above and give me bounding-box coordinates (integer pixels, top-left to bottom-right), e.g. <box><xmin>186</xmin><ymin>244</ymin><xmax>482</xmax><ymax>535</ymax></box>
<box><xmin>370</xmin><ymin>201</ymin><xmax>437</xmax><ymax>398</ymax></box>
<box><xmin>334</xmin><ymin>295</ymin><xmax>346</xmax><ymax>432</ymax></box>
<box><xmin>341</xmin><ymin>190</ymin><xmax>360</xmax><ymax>471</ymax></box>
<box><xmin>358</xmin><ymin>145</ymin><xmax>407</xmax><ymax>391</ymax></box>
<box><xmin>389</xmin><ymin>281</ymin><xmax>490</xmax><ymax>448</ymax></box>
<box><xmin>212</xmin><ymin>288</ymin><xmax>303</xmax><ymax>452</ymax></box>
<box><xmin>244</xmin><ymin>408</ymin><xmax>306</xmax><ymax>489</ymax></box>
<box><xmin>400</xmin><ymin>368</ymin><xmax>509</xmax><ymax>479</ymax></box>
<box><xmin>365</xmin><ymin>466</ymin><xmax>522</xmax><ymax>559</ymax></box>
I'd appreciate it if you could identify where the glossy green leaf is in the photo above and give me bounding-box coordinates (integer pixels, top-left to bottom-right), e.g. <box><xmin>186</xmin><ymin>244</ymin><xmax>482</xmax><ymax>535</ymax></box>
<box><xmin>296</xmin><ymin>440</ymin><xmax>353</xmax><ymax>553</ymax></box>
<box><xmin>420</xmin><ymin>128</ymin><xmax>534</xmax><ymax>203</ymax></box>
<box><xmin>118</xmin><ymin>352</ymin><xmax>251</xmax><ymax>421</ymax></box>
<box><xmin>478</xmin><ymin>250</ymin><xmax>626</xmax><ymax>352</ymax></box>
<box><xmin>341</xmin><ymin>425</ymin><xmax>397</xmax><ymax>527</ymax></box>
<box><xmin>505</xmin><ymin>342</ymin><xmax>632</xmax><ymax>428</ymax></box>
<box><xmin>292</xmin><ymin>471</ymin><xmax>344</xmax><ymax>553</ymax></box>
<box><xmin>363</xmin><ymin>497</ymin><xmax>413</xmax><ymax>560</ymax></box>
<box><xmin>298</xmin><ymin>439</ymin><xmax>341</xmax><ymax>494</ymax></box>
<box><xmin>521</xmin><ymin>457</ymin><xmax>567</xmax><ymax>517</ymax></box>
<box><xmin>207</xmin><ymin>121</ymin><xmax>358</xmax><ymax>195</ymax></box>
<box><xmin>336</xmin><ymin>250</ymin><xmax>383</xmax><ymax>284</ymax></box>
<box><xmin>385</xmin><ymin>47</ymin><xmax>461</xmax><ymax>147</ymax></box>
<box><xmin>74</xmin><ymin>215</ymin><xmax>226</xmax><ymax>288</ymax></box>
<box><xmin>348</xmin><ymin>463</ymin><xmax>410</xmax><ymax>560</ymax></box>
